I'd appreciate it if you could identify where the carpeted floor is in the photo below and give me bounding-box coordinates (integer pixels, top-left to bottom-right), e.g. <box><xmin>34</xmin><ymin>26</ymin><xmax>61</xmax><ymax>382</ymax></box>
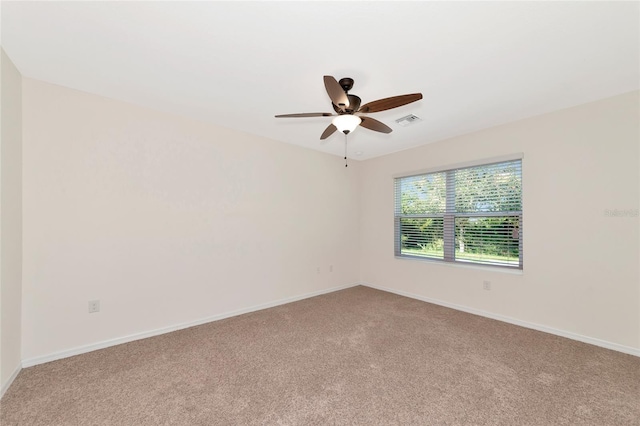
<box><xmin>1</xmin><ymin>286</ymin><xmax>639</xmax><ymax>425</ymax></box>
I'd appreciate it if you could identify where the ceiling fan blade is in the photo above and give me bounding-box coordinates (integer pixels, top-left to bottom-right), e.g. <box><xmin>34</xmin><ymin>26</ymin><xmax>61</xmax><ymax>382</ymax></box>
<box><xmin>320</xmin><ymin>124</ymin><xmax>337</xmax><ymax>140</ymax></box>
<box><xmin>324</xmin><ymin>76</ymin><xmax>349</xmax><ymax>111</ymax></box>
<box><xmin>360</xmin><ymin>116</ymin><xmax>392</xmax><ymax>134</ymax></box>
<box><xmin>358</xmin><ymin>93</ymin><xmax>423</xmax><ymax>113</ymax></box>
<box><xmin>275</xmin><ymin>112</ymin><xmax>334</xmax><ymax>118</ymax></box>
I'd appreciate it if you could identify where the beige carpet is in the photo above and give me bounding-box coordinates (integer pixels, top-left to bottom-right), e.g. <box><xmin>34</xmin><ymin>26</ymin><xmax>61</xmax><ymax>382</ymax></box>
<box><xmin>2</xmin><ymin>286</ymin><xmax>639</xmax><ymax>425</ymax></box>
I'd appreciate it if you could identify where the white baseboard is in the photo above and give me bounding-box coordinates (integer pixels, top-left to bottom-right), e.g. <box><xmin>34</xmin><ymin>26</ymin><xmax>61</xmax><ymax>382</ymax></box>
<box><xmin>0</xmin><ymin>364</ymin><xmax>22</xmax><ymax>399</ymax></box>
<box><xmin>361</xmin><ymin>282</ymin><xmax>640</xmax><ymax>358</ymax></box>
<box><xmin>22</xmin><ymin>282</ymin><xmax>359</xmax><ymax>368</ymax></box>
<box><xmin>20</xmin><ymin>281</ymin><xmax>639</xmax><ymax>370</ymax></box>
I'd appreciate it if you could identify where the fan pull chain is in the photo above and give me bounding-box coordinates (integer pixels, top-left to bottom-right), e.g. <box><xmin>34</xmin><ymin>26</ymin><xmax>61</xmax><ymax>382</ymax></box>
<box><xmin>344</xmin><ymin>133</ymin><xmax>348</xmax><ymax>168</ymax></box>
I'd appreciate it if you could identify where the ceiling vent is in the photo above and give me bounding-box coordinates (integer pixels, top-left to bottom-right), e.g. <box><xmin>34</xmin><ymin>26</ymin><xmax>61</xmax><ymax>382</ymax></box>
<box><xmin>395</xmin><ymin>114</ymin><xmax>422</xmax><ymax>127</ymax></box>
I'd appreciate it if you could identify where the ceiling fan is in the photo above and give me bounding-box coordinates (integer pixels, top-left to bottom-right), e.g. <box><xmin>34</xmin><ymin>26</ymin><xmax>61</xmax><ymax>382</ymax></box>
<box><xmin>275</xmin><ymin>76</ymin><xmax>423</xmax><ymax>140</ymax></box>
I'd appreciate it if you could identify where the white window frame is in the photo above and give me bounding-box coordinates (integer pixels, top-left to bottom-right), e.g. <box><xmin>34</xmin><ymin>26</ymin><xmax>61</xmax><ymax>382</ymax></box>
<box><xmin>394</xmin><ymin>154</ymin><xmax>523</xmax><ymax>270</ymax></box>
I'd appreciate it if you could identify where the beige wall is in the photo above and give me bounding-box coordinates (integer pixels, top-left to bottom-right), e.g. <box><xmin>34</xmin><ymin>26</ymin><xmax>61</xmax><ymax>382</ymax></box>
<box><xmin>21</xmin><ymin>79</ymin><xmax>361</xmax><ymax>362</ymax></box>
<box><xmin>0</xmin><ymin>48</ymin><xmax>23</xmax><ymax>393</ymax></box>
<box><xmin>359</xmin><ymin>91</ymin><xmax>640</xmax><ymax>352</ymax></box>
<box><xmin>11</xmin><ymin>77</ymin><xmax>640</xmax><ymax>369</ymax></box>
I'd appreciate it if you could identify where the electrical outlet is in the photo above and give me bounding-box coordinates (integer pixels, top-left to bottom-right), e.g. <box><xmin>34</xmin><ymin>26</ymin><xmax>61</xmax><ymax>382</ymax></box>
<box><xmin>88</xmin><ymin>300</ymin><xmax>100</xmax><ymax>313</ymax></box>
<box><xmin>483</xmin><ymin>281</ymin><xmax>491</xmax><ymax>291</ymax></box>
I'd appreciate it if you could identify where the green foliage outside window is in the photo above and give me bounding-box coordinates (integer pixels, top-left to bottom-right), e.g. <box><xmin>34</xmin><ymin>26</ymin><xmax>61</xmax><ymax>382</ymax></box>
<box><xmin>396</xmin><ymin>160</ymin><xmax>522</xmax><ymax>268</ymax></box>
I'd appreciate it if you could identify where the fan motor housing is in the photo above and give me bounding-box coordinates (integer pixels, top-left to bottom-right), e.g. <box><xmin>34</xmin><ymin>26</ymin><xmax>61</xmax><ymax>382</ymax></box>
<box><xmin>332</xmin><ymin>94</ymin><xmax>361</xmax><ymax>114</ymax></box>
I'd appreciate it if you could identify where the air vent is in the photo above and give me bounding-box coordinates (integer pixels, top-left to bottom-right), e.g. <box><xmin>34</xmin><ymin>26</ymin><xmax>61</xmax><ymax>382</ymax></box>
<box><xmin>395</xmin><ymin>114</ymin><xmax>422</xmax><ymax>127</ymax></box>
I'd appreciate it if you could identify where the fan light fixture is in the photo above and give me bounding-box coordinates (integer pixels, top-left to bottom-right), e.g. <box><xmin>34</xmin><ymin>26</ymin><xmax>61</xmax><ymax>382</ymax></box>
<box><xmin>275</xmin><ymin>76</ymin><xmax>423</xmax><ymax>144</ymax></box>
<box><xmin>332</xmin><ymin>114</ymin><xmax>361</xmax><ymax>134</ymax></box>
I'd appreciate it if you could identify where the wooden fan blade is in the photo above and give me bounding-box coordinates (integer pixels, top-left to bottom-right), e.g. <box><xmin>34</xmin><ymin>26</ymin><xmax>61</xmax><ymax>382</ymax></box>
<box><xmin>320</xmin><ymin>124</ymin><xmax>337</xmax><ymax>140</ymax></box>
<box><xmin>275</xmin><ymin>112</ymin><xmax>334</xmax><ymax>118</ymax></box>
<box><xmin>359</xmin><ymin>93</ymin><xmax>423</xmax><ymax>113</ymax></box>
<box><xmin>360</xmin><ymin>116</ymin><xmax>392</xmax><ymax>134</ymax></box>
<box><xmin>324</xmin><ymin>76</ymin><xmax>349</xmax><ymax>111</ymax></box>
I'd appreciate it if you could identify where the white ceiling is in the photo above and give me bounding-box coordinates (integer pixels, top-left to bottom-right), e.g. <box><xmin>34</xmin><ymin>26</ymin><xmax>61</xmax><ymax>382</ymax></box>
<box><xmin>2</xmin><ymin>1</ymin><xmax>638</xmax><ymax>160</ymax></box>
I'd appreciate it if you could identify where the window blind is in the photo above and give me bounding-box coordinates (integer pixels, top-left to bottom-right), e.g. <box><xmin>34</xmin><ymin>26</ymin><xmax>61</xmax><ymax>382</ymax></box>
<box><xmin>394</xmin><ymin>159</ymin><xmax>522</xmax><ymax>269</ymax></box>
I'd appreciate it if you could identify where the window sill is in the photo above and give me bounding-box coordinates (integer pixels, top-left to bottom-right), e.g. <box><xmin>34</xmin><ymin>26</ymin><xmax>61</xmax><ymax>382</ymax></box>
<box><xmin>394</xmin><ymin>255</ymin><xmax>524</xmax><ymax>275</ymax></box>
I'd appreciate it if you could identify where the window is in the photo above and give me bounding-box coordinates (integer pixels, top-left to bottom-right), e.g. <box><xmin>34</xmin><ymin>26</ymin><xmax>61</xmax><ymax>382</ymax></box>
<box><xmin>394</xmin><ymin>157</ymin><xmax>522</xmax><ymax>269</ymax></box>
